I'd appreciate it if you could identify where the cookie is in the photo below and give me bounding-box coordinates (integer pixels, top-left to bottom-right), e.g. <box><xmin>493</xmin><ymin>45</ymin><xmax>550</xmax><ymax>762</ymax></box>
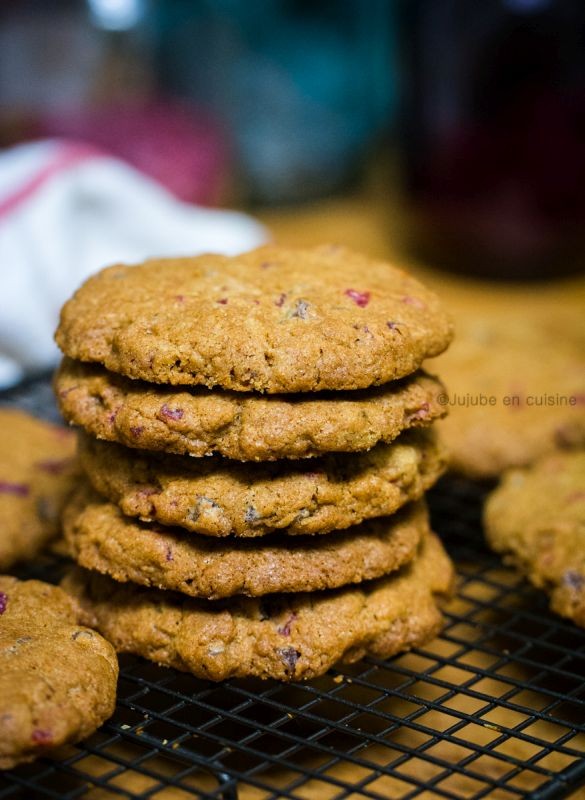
<box><xmin>55</xmin><ymin>359</ymin><xmax>446</xmax><ymax>461</ymax></box>
<box><xmin>0</xmin><ymin>409</ymin><xmax>79</xmax><ymax>569</ymax></box>
<box><xmin>484</xmin><ymin>450</ymin><xmax>585</xmax><ymax>627</ymax></box>
<box><xmin>78</xmin><ymin>428</ymin><xmax>445</xmax><ymax>538</ymax></box>
<box><xmin>61</xmin><ymin>531</ymin><xmax>454</xmax><ymax>681</ymax></box>
<box><xmin>0</xmin><ymin>575</ymin><xmax>118</xmax><ymax>769</ymax></box>
<box><xmin>436</xmin><ymin>312</ymin><xmax>585</xmax><ymax>478</ymax></box>
<box><xmin>63</xmin><ymin>484</ymin><xmax>427</xmax><ymax>598</ymax></box>
<box><xmin>55</xmin><ymin>245</ymin><xmax>453</xmax><ymax>393</ymax></box>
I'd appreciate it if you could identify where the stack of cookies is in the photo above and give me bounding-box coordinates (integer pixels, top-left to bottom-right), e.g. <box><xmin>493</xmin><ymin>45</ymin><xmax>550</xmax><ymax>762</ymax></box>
<box><xmin>54</xmin><ymin>245</ymin><xmax>455</xmax><ymax>681</ymax></box>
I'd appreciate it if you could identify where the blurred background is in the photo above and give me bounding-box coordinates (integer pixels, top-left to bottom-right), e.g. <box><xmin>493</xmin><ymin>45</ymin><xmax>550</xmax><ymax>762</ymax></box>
<box><xmin>1</xmin><ymin>0</ymin><xmax>585</xmax><ymax>390</ymax></box>
<box><xmin>0</xmin><ymin>0</ymin><xmax>583</xmax><ymax>513</ymax></box>
<box><xmin>2</xmin><ymin>0</ymin><xmax>585</xmax><ymax>277</ymax></box>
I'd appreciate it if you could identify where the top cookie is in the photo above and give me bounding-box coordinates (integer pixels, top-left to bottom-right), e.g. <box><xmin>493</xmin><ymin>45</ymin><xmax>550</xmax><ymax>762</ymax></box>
<box><xmin>55</xmin><ymin>245</ymin><xmax>453</xmax><ymax>393</ymax></box>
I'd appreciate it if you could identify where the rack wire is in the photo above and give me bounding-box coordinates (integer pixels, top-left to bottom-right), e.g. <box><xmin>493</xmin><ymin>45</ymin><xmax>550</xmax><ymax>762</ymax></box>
<box><xmin>1</xmin><ymin>378</ymin><xmax>584</xmax><ymax>799</ymax></box>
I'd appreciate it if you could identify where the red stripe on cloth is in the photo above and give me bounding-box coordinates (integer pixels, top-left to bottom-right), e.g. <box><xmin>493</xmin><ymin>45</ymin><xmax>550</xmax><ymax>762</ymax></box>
<box><xmin>0</xmin><ymin>143</ymin><xmax>105</xmax><ymax>219</ymax></box>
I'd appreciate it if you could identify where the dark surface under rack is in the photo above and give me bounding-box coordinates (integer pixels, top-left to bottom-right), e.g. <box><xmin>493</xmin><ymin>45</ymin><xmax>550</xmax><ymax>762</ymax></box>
<box><xmin>1</xmin><ymin>376</ymin><xmax>584</xmax><ymax>800</ymax></box>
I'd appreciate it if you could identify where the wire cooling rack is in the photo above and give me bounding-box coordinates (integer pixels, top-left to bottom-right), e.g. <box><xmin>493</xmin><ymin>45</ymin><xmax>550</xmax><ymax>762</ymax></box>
<box><xmin>1</xmin><ymin>377</ymin><xmax>584</xmax><ymax>800</ymax></box>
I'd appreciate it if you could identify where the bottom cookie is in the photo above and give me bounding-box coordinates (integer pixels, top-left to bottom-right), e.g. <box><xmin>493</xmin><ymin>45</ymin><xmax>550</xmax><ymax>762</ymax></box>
<box><xmin>62</xmin><ymin>532</ymin><xmax>454</xmax><ymax>682</ymax></box>
<box><xmin>0</xmin><ymin>576</ymin><xmax>118</xmax><ymax>770</ymax></box>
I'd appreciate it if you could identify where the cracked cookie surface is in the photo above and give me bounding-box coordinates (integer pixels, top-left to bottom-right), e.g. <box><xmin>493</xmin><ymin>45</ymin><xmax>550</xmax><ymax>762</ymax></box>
<box><xmin>62</xmin><ymin>532</ymin><xmax>454</xmax><ymax>681</ymax></box>
<box><xmin>0</xmin><ymin>576</ymin><xmax>118</xmax><ymax>769</ymax></box>
<box><xmin>485</xmin><ymin>450</ymin><xmax>585</xmax><ymax>627</ymax></box>
<box><xmin>55</xmin><ymin>245</ymin><xmax>453</xmax><ymax>393</ymax></box>
<box><xmin>56</xmin><ymin>359</ymin><xmax>445</xmax><ymax>461</ymax></box>
<box><xmin>77</xmin><ymin>428</ymin><xmax>446</xmax><ymax>537</ymax></box>
<box><xmin>63</xmin><ymin>486</ymin><xmax>427</xmax><ymax>598</ymax></box>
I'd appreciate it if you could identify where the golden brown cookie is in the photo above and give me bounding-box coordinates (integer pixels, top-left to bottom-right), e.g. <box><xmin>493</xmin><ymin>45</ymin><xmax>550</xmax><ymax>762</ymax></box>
<box><xmin>0</xmin><ymin>575</ymin><xmax>118</xmax><ymax>769</ymax></box>
<box><xmin>0</xmin><ymin>409</ymin><xmax>79</xmax><ymax>569</ymax></box>
<box><xmin>55</xmin><ymin>245</ymin><xmax>453</xmax><ymax>393</ymax></box>
<box><xmin>436</xmin><ymin>313</ymin><xmax>585</xmax><ymax>478</ymax></box>
<box><xmin>61</xmin><ymin>532</ymin><xmax>454</xmax><ymax>681</ymax></box>
<box><xmin>63</xmin><ymin>485</ymin><xmax>427</xmax><ymax>598</ymax></box>
<box><xmin>55</xmin><ymin>359</ymin><xmax>446</xmax><ymax>461</ymax></box>
<box><xmin>77</xmin><ymin>428</ymin><xmax>445</xmax><ymax>538</ymax></box>
<box><xmin>484</xmin><ymin>450</ymin><xmax>585</xmax><ymax>627</ymax></box>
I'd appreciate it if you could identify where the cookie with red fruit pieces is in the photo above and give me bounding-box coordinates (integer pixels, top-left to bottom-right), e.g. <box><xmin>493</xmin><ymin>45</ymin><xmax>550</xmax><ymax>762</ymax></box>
<box><xmin>0</xmin><ymin>576</ymin><xmax>117</xmax><ymax>769</ymax></box>
<box><xmin>485</xmin><ymin>450</ymin><xmax>585</xmax><ymax>627</ymax></box>
<box><xmin>62</xmin><ymin>531</ymin><xmax>454</xmax><ymax>682</ymax></box>
<box><xmin>0</xmin><ymin>409</ymin><xmax>79</xmax><ymax>569</ymax></box>
<box><xmin>55</xmin><ymin>245</ymin><xmax>453</xmax><ymax>393</ymax></box>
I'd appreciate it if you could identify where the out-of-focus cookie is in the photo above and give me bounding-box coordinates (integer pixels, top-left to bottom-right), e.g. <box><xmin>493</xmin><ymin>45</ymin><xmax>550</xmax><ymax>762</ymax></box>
<box><xmin>436</xmin><ymin>313</ymin><xmax>584</xmax><ymax>478</ymax></box>
<box><xmin>0</xmin><ymin>576</ymin><xmax>118</xmax><ymax>769</ymax></box>
<box><xmin>484</xmin><ymin>450</ymin><xmax>585</xmax><ymax>626</ymax></box>
<box><xmin>61</xmin><ymin>532</ymin><xmax>454</xmax><ymax>682</ymax></box>
<box><xmin>0</xmin><ymin>410</ymin><xmax>79</xmax><ymax>569</ymax></box>
<box><xmin>55</xmin><ymin>245</ymin><xmax>453</xmax><ymax>393</ymax></box>
<box><xmin>55</xmin><ymin>359</ymin><xmax>445</xmax><ymax>461</ymax></box>
<box><xmin>77</xmin><ymin>429</ymin><xmax>446</xmax><ymax>537</ymax></box>
<box><xmin>63</xmin><ymin>485</ymin><xmax>427</xmax><ymax>598</ymax></box>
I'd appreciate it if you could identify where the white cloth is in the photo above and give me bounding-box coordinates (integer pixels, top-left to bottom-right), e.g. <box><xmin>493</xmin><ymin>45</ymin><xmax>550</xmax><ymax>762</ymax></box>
<box><xmin>0</xmin><ymin>140</ymin><xmax>268</xmax><ymax>388</ymax></box>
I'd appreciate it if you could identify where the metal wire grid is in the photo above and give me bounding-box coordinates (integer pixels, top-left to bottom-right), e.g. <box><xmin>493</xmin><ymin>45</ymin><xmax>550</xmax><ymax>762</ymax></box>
<box><xmin>1</xmin><ymin>381</ymin><xmax>584</xmax><ymax>799</ymax></box>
